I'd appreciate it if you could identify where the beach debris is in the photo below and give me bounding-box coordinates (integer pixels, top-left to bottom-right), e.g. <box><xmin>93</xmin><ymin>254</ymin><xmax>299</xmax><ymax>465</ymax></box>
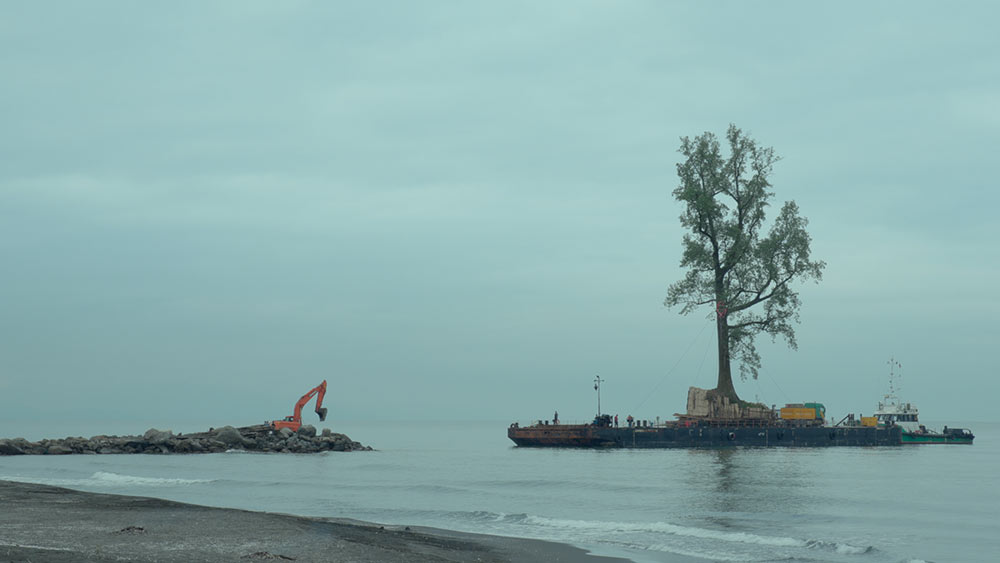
<box><xmin>242</xmin><ymin>551</ymin><xmax>296</xmax><ymax>560</ymax></box>
<box><xmin>115</xmin><ymin>526</ymin><xmax>146</xmax><ymax>534</ymax></box>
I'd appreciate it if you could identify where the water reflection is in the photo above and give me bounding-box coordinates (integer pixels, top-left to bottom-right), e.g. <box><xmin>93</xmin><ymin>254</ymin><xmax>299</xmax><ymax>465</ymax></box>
<box><xmin>681</xmin><ymin>448</ymin><xmax>813</xmax><ymax>515</ymax></box>
<box><xmin>683</xmin><ymin>449</ymin><xmax>740</xmax><ymax>513</ymax></box>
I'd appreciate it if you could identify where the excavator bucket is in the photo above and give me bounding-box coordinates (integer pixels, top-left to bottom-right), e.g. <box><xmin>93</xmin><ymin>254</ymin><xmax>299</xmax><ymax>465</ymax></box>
<box><xmin>316</xmin><ymin>407</ymin><xmax>328</xmax><ymax>421</ymax></box>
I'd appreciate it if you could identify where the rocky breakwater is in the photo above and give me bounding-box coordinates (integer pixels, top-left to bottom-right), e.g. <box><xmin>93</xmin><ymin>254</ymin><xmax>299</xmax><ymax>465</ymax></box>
<box><xmin>0</xmin><ymin>424</ymin><xmax>371</xmax><ymax>455</ymax></box>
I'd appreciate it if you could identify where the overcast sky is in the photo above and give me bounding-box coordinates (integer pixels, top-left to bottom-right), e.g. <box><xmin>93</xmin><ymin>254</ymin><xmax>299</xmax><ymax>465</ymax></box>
<box><xmin>2</xmin><ymin>2</ymin><xmax>998</xmax><ymax>438</ymax></box>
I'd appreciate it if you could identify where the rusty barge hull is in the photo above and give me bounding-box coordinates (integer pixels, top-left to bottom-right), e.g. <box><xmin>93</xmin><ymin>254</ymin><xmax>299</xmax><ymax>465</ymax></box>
<box><xmin>507</xmin><ymin>424</ymin><xmax>901</xmax><ymax>448</ymax></box>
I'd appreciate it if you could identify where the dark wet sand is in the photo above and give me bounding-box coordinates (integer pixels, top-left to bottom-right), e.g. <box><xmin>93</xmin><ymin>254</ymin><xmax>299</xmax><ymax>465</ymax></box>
<box><xmin>0</xmin><ymin>480</ymin><xmax>630</xmax><ymax>562</ymax></box>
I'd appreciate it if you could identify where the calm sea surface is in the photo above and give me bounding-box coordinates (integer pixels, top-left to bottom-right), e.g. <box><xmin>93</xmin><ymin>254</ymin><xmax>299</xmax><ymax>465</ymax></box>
<box><xmin>2</xmin><ymin>420</ymin><xmax>997</xmax><ymax>562</ymax></box>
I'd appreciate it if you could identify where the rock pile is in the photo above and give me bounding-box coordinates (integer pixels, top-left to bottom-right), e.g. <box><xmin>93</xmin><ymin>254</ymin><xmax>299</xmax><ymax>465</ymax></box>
<box><xmin>0</xmin><ymin>424</ymin><xmax>371</xmax><ymax>455</ymax></box>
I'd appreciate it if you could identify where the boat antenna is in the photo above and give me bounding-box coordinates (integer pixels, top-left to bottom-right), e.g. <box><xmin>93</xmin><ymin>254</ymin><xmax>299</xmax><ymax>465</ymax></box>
<box><xmin>594</xmin><ymin>375</ymin><xmax>603</xmax><ymax>417</ymax></box>
<box><xmin>886</xmin><ymin>357</ymin><xmax>902</xmax><ymax>401</ymax></box>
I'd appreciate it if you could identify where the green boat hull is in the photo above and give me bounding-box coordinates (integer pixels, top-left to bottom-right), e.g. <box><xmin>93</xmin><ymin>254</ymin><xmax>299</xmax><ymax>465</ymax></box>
<box><xmin>901</xmin><ymin>432</ymin><xmax>974</xmax><ymax>444</ymax></box>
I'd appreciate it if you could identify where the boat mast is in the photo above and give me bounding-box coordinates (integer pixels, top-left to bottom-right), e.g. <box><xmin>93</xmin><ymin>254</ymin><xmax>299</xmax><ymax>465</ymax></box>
<box><xmin>594</xmin><ymin>375</ymin><xmax>603</xmax><ymax>417</ymax></box>
<box><xmin>886</xmin><ymin>357</ymin><xmax>902</xmax><ymax>404</ymax></box>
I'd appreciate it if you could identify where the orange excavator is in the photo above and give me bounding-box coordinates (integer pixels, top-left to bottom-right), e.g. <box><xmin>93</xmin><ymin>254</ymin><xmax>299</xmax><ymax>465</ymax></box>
<box><xmin>270</xmin><ymin>380</ymin><xmax>328</xmax><ymax>432</ymax></box>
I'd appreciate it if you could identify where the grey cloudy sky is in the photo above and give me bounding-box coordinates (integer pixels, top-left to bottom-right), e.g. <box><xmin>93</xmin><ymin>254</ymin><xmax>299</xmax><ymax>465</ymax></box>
<box><xmin>2</xmin><ymin>2</ymin><xmax>998</xmax><ymax>437</ymax></box>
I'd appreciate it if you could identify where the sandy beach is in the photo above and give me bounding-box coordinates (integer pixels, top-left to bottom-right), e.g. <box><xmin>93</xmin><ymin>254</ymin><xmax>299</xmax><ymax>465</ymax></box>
<box><xmin>0</xmin><ymin>480</ymin><xmax>629</xmax><ymax>563</ymax></box>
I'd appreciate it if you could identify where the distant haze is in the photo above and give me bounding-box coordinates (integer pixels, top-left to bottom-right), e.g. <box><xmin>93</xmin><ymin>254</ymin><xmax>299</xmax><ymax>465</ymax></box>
<box><xmin>2</xmin><ymin>2</ymin><xmax>998</xmax><ymax>436</ymax></box>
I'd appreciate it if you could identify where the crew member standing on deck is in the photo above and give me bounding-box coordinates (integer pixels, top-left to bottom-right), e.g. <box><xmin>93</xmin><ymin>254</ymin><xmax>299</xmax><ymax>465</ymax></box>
<box><xmin>553</xmin><ymin>411</ymin><xmax>559</xmax><ymax>425</ymax></box>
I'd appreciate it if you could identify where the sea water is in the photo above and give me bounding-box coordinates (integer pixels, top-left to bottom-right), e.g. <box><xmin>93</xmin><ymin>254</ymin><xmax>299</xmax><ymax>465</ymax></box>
<box><xmin>1</xmin><ymin>420</ymin><xmax>998</xmax><ymax>563</ymax></box>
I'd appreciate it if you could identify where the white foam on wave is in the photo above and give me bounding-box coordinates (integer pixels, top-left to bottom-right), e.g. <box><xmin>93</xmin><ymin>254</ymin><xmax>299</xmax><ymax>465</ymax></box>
<box><xmin>644</xmin><ymin>542</ymin><xmax>754</xmax><ymax>562</ymax></box>
<box><xmin>0</xmin><ymin>542</ymin><xmax>73</xmax><ymax>552</ymax></box>
<box><xmin>805</xmin><ymin>538</ymin><xmax>874</xmax><ymax>554</ymax></box>
<box><xmin>464</xmin><ymin>511</ymin><xmax>878</xmax><ymax>559</ymax></box>
<box><xmin>836</xmin><ymin>543</ymin><xmax>868</xmax><ymax>554</ymax></box>
<box><xmin>520</xmin><ymin>514</ymin><xmax>805</xmax><ymax>548</ymax></box>
<box><xmin>471</xmin><ymin>510</ymin><xmax>515</xmax><ymax>522</ymax></box>
<box><xmin>466</xmin><ymin>512</ymin><xmax>802</xmax><ymax>561</ymax></box>
<box><xmin>90</xmin><ymin>471</ymin><xmax>215</xmax><ymax>486</ymax></box>
<box><xmin>0</xmin><ymin>471</ymin><xmax>215</xmax><ymax>488</ymax></box>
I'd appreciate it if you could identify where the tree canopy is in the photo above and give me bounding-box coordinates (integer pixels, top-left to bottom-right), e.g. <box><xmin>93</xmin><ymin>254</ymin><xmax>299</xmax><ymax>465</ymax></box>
<box><xmin>665</xmin><ymin>125</ymin><xmax>825</xmax><ymax>403</ymax></box>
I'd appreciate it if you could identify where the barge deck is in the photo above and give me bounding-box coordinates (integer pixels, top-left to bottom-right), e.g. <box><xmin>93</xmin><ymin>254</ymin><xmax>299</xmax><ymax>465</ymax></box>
<box><xmin>508</xmin><ymin>421</ymin><xmax>901</xmax><ymax>448</ymax></box>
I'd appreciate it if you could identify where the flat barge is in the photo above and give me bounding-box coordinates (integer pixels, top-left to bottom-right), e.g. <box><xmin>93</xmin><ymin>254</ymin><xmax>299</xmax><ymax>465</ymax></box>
<box><xmin>508</xmin><ymin>420</ymin><xmax>901</xmax><ymax>448</ymax></box>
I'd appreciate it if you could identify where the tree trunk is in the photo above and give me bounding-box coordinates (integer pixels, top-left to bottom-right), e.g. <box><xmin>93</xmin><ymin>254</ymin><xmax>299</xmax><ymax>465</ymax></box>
<box><xmin>715</xmin><ymin>316</ymin><xmax>740</xmax><ymax>403</ymax></box>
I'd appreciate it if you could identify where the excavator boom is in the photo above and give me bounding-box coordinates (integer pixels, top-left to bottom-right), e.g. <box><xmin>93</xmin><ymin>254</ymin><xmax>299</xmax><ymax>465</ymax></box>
<box><xmin>270</xmin><ymin>380</ymin><xmax>329</xmax><ymax>431</ymax></box>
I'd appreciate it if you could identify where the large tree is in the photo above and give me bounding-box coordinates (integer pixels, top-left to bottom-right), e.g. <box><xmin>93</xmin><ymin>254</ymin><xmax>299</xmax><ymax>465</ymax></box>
<box><xmin>665</xmin><ymin>125</ymin><xmax>825</xmax><ymax>403</ymax></box>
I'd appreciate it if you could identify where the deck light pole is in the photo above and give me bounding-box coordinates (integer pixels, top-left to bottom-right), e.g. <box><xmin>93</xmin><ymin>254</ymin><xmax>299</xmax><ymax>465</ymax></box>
<box><xmin>594</xmin><ymin>375</ymin><xmax>603</xmax><ymax>417</ymax></box>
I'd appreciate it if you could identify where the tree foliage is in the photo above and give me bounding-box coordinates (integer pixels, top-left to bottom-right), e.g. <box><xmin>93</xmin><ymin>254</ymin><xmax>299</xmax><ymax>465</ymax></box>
<box><xmin>665</xmin><ymin>125</ymin><xmax>825</xmax><ymax>401</ymax></box>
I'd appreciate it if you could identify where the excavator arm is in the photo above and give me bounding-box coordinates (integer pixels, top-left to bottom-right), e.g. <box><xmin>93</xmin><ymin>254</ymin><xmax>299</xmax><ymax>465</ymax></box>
<box><xmin>298</xmin><ymin>380</ymin><xmax>327</xmax><ymax>421</ymax></box>
<box><xmin>271</xmin><ymin>380</ymin><xmax>328</xmax><ymax>431</ymax></box>
<box><xmin>314</xmin><ymin>383</ymin><xmax>328</xmax><ymax>421</ymax></box>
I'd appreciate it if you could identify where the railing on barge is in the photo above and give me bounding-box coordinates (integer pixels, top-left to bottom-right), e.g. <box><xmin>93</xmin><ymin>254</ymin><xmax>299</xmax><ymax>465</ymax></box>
<box><xmin>511</xmin><ymin>413</ymin><xmax>828</xmax><ymax>430</ymax></box>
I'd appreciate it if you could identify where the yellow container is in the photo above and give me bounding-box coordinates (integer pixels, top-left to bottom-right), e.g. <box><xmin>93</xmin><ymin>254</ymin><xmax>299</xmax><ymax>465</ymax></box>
<box><xmin>780</xmin><ymin>407</ymin><xmax>817</xmax><ymax>420</ymax></box>
<box><xmin>861</xmin><ymin>416</ymin><xmax>877</xmax><ymax>427</ymax></box>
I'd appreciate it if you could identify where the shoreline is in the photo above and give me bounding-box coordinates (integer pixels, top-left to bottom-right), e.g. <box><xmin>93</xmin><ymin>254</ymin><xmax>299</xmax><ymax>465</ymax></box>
<box><xmin>0</xmin><ymin>480</ymin><xmax>631</xmax><ymax>562</ymax></box>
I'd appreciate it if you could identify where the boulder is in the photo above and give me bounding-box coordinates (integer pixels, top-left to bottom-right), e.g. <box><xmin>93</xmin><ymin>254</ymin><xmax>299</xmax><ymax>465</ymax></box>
<box><xmin>321</xmin><ymin>428</ymin><xmax>333</xmax><ymax>438</ymax></box>
<box><xmin>46</xmin><ymin>444</ymin><xmax>73</xmax><ymax>455</ymax></box>
<box><xmin>213</xmin><ymin>426</ymin><xmax>249</xmax><ymax>447</ymax></box>
<box><xmin>0</xmin><ymin>440</ymin><xmax>24</xmax><ymax>455</ymax></box>
<box><xmin>143</xmin><ymin>428</ymin><xmax>175</xmax><ymax>444</ymax></box>
<box><xmin>278</xmin><ymin>428</ymin><xmax>294</xmax><ymax>439</ymax></box>
<box><xmin>206</xmin><ymin>439</ymin><xmax>228</xmax><ymax>452</ymax></box>
<box><xmin>297</xmin><ymin>425</ymin><xmax>317</xmax><ymax>438</ymax></box>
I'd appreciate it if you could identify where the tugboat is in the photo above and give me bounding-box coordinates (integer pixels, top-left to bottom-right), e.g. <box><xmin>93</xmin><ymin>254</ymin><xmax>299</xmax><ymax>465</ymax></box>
<box><xmin>874</xmin><ymin>359</ymin><xmax>974</xmax><ymax>445</ymax></box>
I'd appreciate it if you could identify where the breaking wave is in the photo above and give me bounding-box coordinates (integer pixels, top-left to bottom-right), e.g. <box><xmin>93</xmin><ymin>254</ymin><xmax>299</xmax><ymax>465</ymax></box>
<box><xmin>1</xmin><ymin>471</ymin><xmax>215</xmax><ymax>488</ymax></box>
<box><xmin>464</xmin><ymin>511</ymin><xmax>874</xmax><ymax>557</ymax></box>
<box><xmin>89</xmin><ymin>471</ymin><xmax>215</xmax><ymax>486</ymax></box>
<box><xmin>805</xmin><ymin>538</ymin><xmax>875</xmax><ymax>554</ymax></box>
<box><xmin>0</xmin><ymin>542</ymin><xmax>74</xmax><ymax>552</ymax></box>
<box><xmin>474</xmin><ymin>511</ymin><xmax>803</xmax><ymax>547</ymax></box>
